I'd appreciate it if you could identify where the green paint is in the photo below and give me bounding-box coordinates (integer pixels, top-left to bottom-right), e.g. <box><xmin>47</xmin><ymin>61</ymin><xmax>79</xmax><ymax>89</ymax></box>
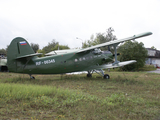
<box><xmin>7</xmin><ymin>37</ymin><xmax>113</xmax><ymax>74</ymax></box>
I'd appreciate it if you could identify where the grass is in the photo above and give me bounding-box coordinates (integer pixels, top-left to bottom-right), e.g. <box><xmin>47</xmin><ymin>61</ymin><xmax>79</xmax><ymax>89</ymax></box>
<box><xmin>0</xmin><ymin>71</ymin><xmax>160</xmax><ymax>119</ymax></box>
<box><xmin>137</xmin><ymin>65</ymin><xmax>157</xmax><ymax>71</ymax></box>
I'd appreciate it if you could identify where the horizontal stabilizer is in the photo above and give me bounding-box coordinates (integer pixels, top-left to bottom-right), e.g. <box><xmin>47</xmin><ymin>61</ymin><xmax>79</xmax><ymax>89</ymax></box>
<box><xmin>16</xmin><ymin>53</ymin><xmax>42</xmax><ymax>59</ymax></box>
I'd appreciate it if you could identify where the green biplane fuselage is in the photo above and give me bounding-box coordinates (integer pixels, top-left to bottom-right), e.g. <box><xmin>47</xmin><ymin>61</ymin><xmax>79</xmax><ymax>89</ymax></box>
<box><xmin>16</xmin><ymin>50</ymin><xmax>113</xmax><ymax>74</ymax></box>
<box><xmin>7</xmin><ymin>32</ymin><xmax>152</xmax><ymax>79</ymax></box>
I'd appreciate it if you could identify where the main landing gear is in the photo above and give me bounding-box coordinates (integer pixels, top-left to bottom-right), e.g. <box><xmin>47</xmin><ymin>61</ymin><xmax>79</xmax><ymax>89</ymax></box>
<box><xmin>87</xmin><ymin>69</ymin><xmax>110</xmax><ymax>79</ymax></box>
<box><xmin>103</xmin><ymin>74</ymin><xmax>110</xmax><ymax>79</ymax></box>
<box><xmin>87</xmin><ymin>73</ymin><xmax>92</xmax><ymax>77</ymax></box>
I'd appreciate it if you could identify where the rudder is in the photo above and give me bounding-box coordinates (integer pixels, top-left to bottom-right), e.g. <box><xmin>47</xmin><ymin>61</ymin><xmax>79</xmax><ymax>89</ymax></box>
<box><xmin>7</xmin><ymin>37</ymin><xmax>35</xmax><ymax>72</ymax></box>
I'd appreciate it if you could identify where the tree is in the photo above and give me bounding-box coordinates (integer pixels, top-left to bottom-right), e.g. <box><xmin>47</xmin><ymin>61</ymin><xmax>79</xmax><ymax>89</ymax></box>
<box><xmin>82</xmin><ymin>27</ymin><xmax>117</xmax><ymax>49</ymax></box>
<box><xmin>82</xmin><ymin>35</ymin><xmax>99</xmax><ymax>48</ymax></box>
<box><xmin>42</xmin><ymin>39</ymin><xmax>58</xmax><ymax>54</ymax></box>
<box><xmin>38</xmin><ymin>39</ymin><xmax>70</xmax><ymax>56</ymax></box>
<box><xmin>98</xmin><ymin>27</ymin><xmax>117</xmax><ymax>43</ymax></box>
<box><xmin>118</xmin><ymin>41</ymin><xmax>148</xmax><ymax>71</ymax></box>
<box><xmin>0</xmin><ymin>44</ymin><xmax>8</xmax><ymax>55</ymax></box>
<box><xmin>0</xmin><ymin>48</ymin><xmax>7</xmax><ymax>55</ymax></box>
<box><xmin>37</xmin><ymin>49</ymin><xmax>45</xmax><ymax>57</ymax></box>
<box><xmin>0</xmin><ymin>49</ymin><xmax>6</xmax><ymax>54</ymax></box>
<box><xmin>30</xmin><ymin>43</ymin><xmax>39</xmax><ymax>53</ymax></box>
<box><xmin>52</xmin><ymin>44</ymin><xmax>70</xmax><ymax>51</ymax></box>
<box><xmin>151</xmin><ymin>46</ymin><xmax>156</xmax><ymax>50</ymax></box>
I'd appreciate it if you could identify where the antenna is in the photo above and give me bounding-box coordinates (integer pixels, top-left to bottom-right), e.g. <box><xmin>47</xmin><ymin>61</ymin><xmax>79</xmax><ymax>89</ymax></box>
<box><xmin>76</xmin><ymin>37</ymin><xmax>83</xmax><ymax>48</ymax></box>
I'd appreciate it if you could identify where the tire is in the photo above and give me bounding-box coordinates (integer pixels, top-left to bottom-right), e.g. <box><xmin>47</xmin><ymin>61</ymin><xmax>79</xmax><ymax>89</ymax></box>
<box><xmin>87</xmin><ymin>74</ymin><xmax>92</xmax><ymax>77</ymax></box>
<box><xmin>103</xmin><ymin>74</ymin><xmax>110</xmax><ymax>79</ymax></box>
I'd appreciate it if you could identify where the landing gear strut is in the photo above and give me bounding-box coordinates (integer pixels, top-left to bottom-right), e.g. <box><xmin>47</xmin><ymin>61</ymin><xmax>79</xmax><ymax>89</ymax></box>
<box><xmin>87</xmin><ymin>69</ymin><xmax>110</xmax><ymax>79</ymax></box>
<box><xmin>87</xmin><ymin>71</ymin><xmax>92</xmax><ymax>77</ymax></box>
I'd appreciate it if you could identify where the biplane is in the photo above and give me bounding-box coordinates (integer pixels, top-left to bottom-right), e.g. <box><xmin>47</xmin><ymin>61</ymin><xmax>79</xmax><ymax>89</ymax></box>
<box><xmin>7</xmin><ymin>32</ymin><xmax>152</xmax><ymax>79</ymax></box>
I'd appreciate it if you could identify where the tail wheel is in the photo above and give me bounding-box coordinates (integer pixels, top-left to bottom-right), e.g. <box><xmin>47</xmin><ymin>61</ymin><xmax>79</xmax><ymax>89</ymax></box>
<box><xmin>29</xmin><ymin>74</ymin><xmax>35</xmax><ymax>79</ymax></box>
<box><xmin>104</xmin><ymin>74</ymin><xmax>110</xmax><ymax>79</ymax></box>
<box><xmin>31</xmin><ymin>76</ymin><xmax>35</xmax><ymax>79</ymax></box>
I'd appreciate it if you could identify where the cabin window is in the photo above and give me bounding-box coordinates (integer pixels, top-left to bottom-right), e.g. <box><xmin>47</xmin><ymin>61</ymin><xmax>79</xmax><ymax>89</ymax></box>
<box><xmin>86</xmin><ymin>57</ymin><xmax>89</xmax><ymax>60</ymax></box>
<box><xmin>75</xmin><ymin>59</ymin><xmax>78</xmax><ymax>62</ymax></box>
<box><xmin>79</xmin><ymin>58</ymin><xmax>82</xmax><ymax>61</ymax></box>
<box><xmin>83</xmin><ymin>57</ymin><xmax>85</xmax><ymax>60</ymax></box>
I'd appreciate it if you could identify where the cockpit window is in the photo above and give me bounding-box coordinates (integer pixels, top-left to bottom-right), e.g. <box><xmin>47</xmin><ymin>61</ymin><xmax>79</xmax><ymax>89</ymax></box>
<box><xmin>92</xmin><ymin>48</ymin><xmax>102</xmax><ymax>55</ymax></box>
<box><xmin>103</xmin><ymin>51</ymin><xmax>112</xmax><ymax>54</ymax></box>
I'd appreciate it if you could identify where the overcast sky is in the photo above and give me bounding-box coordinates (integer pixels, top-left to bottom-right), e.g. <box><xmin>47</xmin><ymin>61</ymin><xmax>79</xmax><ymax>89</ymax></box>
<box><xmin>0</xmin><ymin>0</ymin><xmax>159</xmax><ymax>50</ymax></box>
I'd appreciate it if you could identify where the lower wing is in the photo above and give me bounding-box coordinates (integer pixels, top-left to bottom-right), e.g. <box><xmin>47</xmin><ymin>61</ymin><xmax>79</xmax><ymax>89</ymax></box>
<box><xmin>83</xmin><ymin>60</ymin><xmax>136</xmax><ymax>71</ymax></box>
<box><xmin>99</xmin><ymin>60</ymin><xmax>136</xmax><ymax>69</ymax></box>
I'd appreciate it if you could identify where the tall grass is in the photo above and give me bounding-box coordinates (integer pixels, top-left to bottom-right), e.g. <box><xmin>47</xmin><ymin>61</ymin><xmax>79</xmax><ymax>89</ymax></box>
<box><xmin>0</xmin><ymin>83</ymin><xmax>56</xmax><ymax>100</ymax></box>
<box><xmin>0</xmin><ymin>83</ymin><xmax>99</xmax><ymax>105</ymax></box>
<box><xmin>0</xmin><ymin>83</ymin><xmax>142</xmax><ymax>109</ymax></box>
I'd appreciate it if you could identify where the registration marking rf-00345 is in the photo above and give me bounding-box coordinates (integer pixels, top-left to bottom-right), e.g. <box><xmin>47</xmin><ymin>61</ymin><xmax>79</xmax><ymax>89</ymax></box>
<box><xmin>36</xmin><ymin>59</ymin><xmax>55</xmax><ymax>66</ymax></box>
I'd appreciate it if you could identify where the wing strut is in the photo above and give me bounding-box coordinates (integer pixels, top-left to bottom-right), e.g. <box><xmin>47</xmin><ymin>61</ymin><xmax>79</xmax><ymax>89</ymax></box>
<box><xmin>22</xmin><ymin>57</ymin><xmax>32</xmax><ymax>73</ymax></box>
<box><xmin>112</xmin><ymin>44</ymin><xmax>120</xmax><ymax>65</ymax></box>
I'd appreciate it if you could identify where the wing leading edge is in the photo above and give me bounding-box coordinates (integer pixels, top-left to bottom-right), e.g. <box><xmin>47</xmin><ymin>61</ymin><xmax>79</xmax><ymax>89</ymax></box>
<box><xmin>77</xmin><ymin>32</ymin><xmax>152</xmax><ymax>53</ymax></box>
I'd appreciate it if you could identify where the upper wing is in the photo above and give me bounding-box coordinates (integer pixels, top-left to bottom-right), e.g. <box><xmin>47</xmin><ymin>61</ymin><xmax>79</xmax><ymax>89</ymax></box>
<box><xmin>77</xmin><ymin>32</ymin><xmax>152</xmax><ymax>53</ymax></box>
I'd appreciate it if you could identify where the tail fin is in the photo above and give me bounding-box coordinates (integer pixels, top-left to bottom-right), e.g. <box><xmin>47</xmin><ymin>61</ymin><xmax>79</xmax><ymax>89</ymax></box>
<box><xmin>7</xmin><ymin>37</ymin><xmax>35</xmax><ymax>72</ymax></box>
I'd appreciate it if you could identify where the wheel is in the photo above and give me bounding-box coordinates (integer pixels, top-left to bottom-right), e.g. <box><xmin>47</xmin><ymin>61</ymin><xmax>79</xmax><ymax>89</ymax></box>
<box><xmin>103</xmin><ymin>74</ymin><xmax>110</xmax><ymax>79</ymax></box>
<box><xmin>87</xmin><ymin>74</ymin><xmax>92</xmax><ymax>77</ymax></box>
<box><xmin>30</xmin><ymin>76</ymin><xmax>35</xmax><ymax>79</ymax></box>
